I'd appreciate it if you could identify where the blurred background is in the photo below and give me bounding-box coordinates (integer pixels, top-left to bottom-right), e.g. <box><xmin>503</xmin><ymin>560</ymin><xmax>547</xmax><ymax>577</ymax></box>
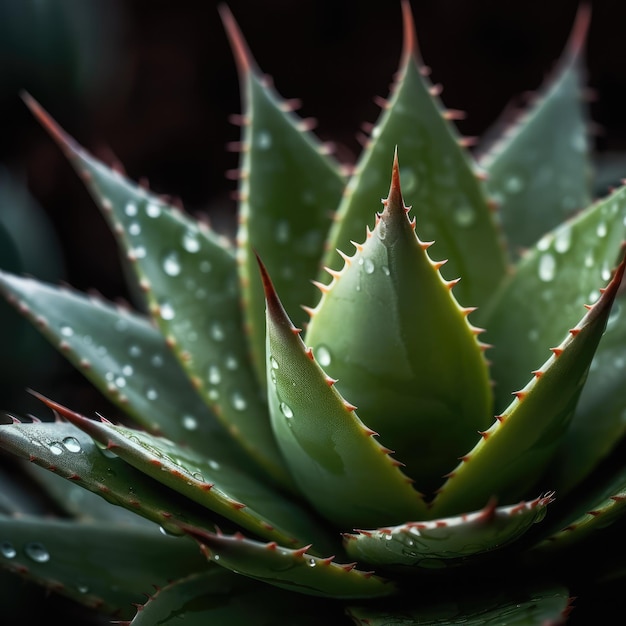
<box><xmin>0</xmin><ymin>0</ymin><xmax>625</xmax><ymax>414</ymax></box>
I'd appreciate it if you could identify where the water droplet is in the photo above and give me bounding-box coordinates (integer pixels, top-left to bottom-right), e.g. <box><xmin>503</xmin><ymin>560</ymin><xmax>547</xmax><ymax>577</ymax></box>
<box><xmin>182</xmin><ymin>415</ymin><xmax>198</xmax><ymax>430</ymax></box>
<box><xmin>209</xmin><ymin>460</ymin><xmax>220</xmax><ymax>470</ymax></box>
<box><xmin>208</xmin><ymin>365</ymin><xmax>221</xmax><ymax>385</ymax></box>
<box><xmin>454</xmin><ymin>205</ymin><xmax>476</xmax><ymax>227</ymax></box>
<box><xmin>146</xmin><ymin>203</ymin><xmax>161</xmax><ymax>218</ymax></box>
<box><xmin>129</xmin><ymin>345</ymin><xmax>142</xmax><ymax>358</ymax></box>
<box><xmin>597</xmin><ymin>222</ymin><xmax>608</xmax><ymax>238</ymax></box>
<box><xmin>316</xmin><ymin>345</ymin><xmax>332</xmax><ymax>367</ymax></box>
<box><xmin>146</xmin><ymin>387</ymin><xmax>159</xmax><ymax>401</ymax></box>
<box><xmin>536</xmin><ymin>235</ymin><xmax>551</xmax><ymax>251</ymax></box>
<box><xmin>182</xmin><ymin>231</ymin><xmax>201</xmax><ymax>253</ymax></box>
<box><xmin>162</xmin><ymin>251</ymin><xmax>182</xmax><ymax>277</ymax></box>
<box><xmin>60</xmin><ymin>325</ymin><xmax>74</xmax><ymax>337</ymax></box>
<box><xmin>363</xmin><ymin>258</ymin><xmax>375</xmax><ymax>274</ymax></box>
<box><xmin>232</xmin><ymin>392</ymin><xmax>247</xmax><ymax>411</ymax></box>
<box><xmin>225</xmin><ymin>355</ymin><xmax>238</xmax><ymax>370</ymax></box>
<box><xmin>381</xmin><ymin>265</ymin><xmax>390</xmax><ymax>276</ymax></box>
<box><xmin>115</xmin><ymin>376</ymin><xmax>126</xmax><ymax>388</ymax></box>
<box><xmin>1</xmin><ymin>541</ymin><xmax>16</xmax><ymax>558</ymax></box>
<box><xmin>133</xmin><ymin>246</ymin><xmax>147</xmax><ymax>258</ymax></box>
<box><xmin>554</xmin><ymin>226</ymin><xmax>572</xmax><ymax>253</ymax></box>
<box><xmin>48</xmin><ymin>442</ymin><xmax>63</xmax><ymax>455</ymax></box>
<box><xmin>62</xmin><ymin>437</ymin><xmax>81</xmax><ymax>453</ymax></box>
<box><xmin>200</xmin><ymin>260</ymin><xmax>212</xmax><ymax>273</ymax></box>
<box><xmin>125</xmin><ymin>202</ymin><xmax>138</xmax><ymax>216</ymax></box>
<box><xmin>128</xmin><ymin>222</ymin><xmax>141</xmax><ymax>236</ymax></box>
<box><xmin>280</xmin><ymin>402</ymin><xmax>294</xmax><ymax>418</ymax></box>
<box><xmin>571</xmin><ymin>129</ymin><xmax>587</xmax><ymax>152</ymax></box>
<box><xmin>192</xmin><ymin>472</ymin><xmax>205</xmax><ymax>482</ymax></box>
<box><xmin>377</xmin><ymin>220</ymin><xmax>387</xmax><ymax>241</ymax></box>
<box><xmin>77</xmin><ymin>584</ymin><xmax>89</xmax><ymax>594</ymax></box>
<box><xmin>159</xmin><ymin>302</ymin><xmax>175</xmax><ymax>320</ymax></box>
<box><xmin>211</xmin><ymin>323</ymin><xmax>225</xmax><ymax>342</ymax></box>
<box><xmin>270</xmin><ymin>356</ymin><xmax>279</xmax><ymax>369</ymax></box>
<box><xmin>122</xmin><ymin>364</ymin><xmax>134</xmax><ymax>376</ymax></box>
<box><xmin>589</xmin><ymin>289</ymin><xmax>600</xmax><ymax>303</ymax></box>
<box><xmin>307</xmin><ymin>558</ymin><xmax>317</xmax><ymax>567</ymax></box>
<box><xmin>538</xmin><ymin>253</ymin><xmax>556</xmax><ymax>282</ymax></box>
<box><xmin>601</xmin><ymin>262</ymin><xmax>612</xmax><ymax>282</ymax></box>
<box><xmin>270</xmin><ymin>369</ymin><xmax>277</xmax><ymax>385</ymax></box>
<box><xmin>584</xmin><ymin>251</ymin><xmax>594</xmax><ymax>268</ymax></box>
<box><xmin>504</xmin><ymin>175</ymin><xmax>523</xmax><ymax>194</ymax></box>
<box><xmin>257</xmin><ymin>130</ymin><xmax>272</xmax><ymax>150</ymax></box>
<box><xmin>213</xmin><ymin>553</ymin><xmax>220</xmax><ymax>561</ymax></box>
<box><xmin>276</xmin><ymin>220</ymin><xmax>290</xmax><ymax>243</ymax></box>
<box><xmin>25</xmin><ymin>542</ymin><xmax>50</xmax><ymax>563</ymax></box>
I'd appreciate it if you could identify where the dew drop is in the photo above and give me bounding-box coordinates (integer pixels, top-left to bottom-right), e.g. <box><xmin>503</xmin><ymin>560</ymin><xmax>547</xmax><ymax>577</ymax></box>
<box><xmin>122</xmin><ymin>364</ymin><xmax>134</xmax><ymax>376</ymax></box>
<box><xmin>257</xmin><ymin>130</ymin><xmax>272</xmax><ymax>150</ymax></box>
<box><xmin>601</xmin><ymin>262</ymin><xmax>612</xmax><ymax>282</ymax></box>
<box><xmin>225</xmin><ymin>355</ymin><xmax>238</xmax><ymax>370</ymax></box>
<box><xmin>146</xmin><ymin>387</ymin><xmax>159</xmax><ymax>401</ymax></box>
<box><xmin>128</xmin><ymin>222</ymin><xmax>141</xmax><ymax>236</ymax></box>
<box><xmin>146</xmin><ymin>203</ymin><xmax>161</xmax><ymax>218</ymax></box>
<box><xmin>307</xmin><ymin>558</ymin><xmax>317</xmax><ymax>567</ymax></box>
<box><xmin>276</xmin><ymin>220</ymin><xmax>290</xmax><ymax>243</ymax></box>
<box><xmin>316</xmin><ymin>345</ymin><xmax>332</xmax><ymax>367</ymax></box>
<box><xmin>536</xmin><ymin>235</ymin><xmax>551</xmax><ymax>251</ymax></box>
<box><xmin>232</xmin><ymin>392</ymin><xmax>247</xmax><ymax>411</ymax></box>
<box><xmin>182</xmin><ymin>415</ymin><xmax>198</xmax><ymax>431</ymax></box>
<box><xmin>77</xmin><ymin>584</ymin><xmax>90</xmax><ymax>594</ymax></box>
<box><xmin>151</xmin><ymin>354</ymin><xmax>164</xmax><ymax>367</ymax></box>
<box><xmin>363</xmin><ymin>258</ymin><xmax>375</xmax><ymax>274</ymax></box>
<box><xmin>192</xmin><ymin>472</ymin><xmax>205</xmax><ymax>482</ymax></box>
<box><xmin>60</xmin><ymin>325</ymin><xmax>74</xmax><ymax>337</ymax></box>
<box><xmin>454</xmin><ymin>205</ymin><xmax>476</xmax><ymax>227</ymax></box>
<box><xmin>280</xmin><ymin>402</ymin><xmax>294</xmax><ymax>418</ymax></box>
<box><xmin>504</xmin><ymin>175</ymin><xmax>523</xmax><ymax>194</ymax></box>
<box><xmin>554</xmin><ymin>226</ymin><xmax>572</xmax><ymax>253</ymax></box>
<box><xmin>584</xmin><ymin>251</ymin><xmax>594</xmax><ymax>268</ymax></box>
<box><xmin>133</xmin><ymin>246</ymin><xmax>147</xmax><ymax>259</ymax></box>
<box><xmin>270</xmin><ymin>355</ymin><xmax>279</xmax><ymax>370</ymax></box>
<box><xmin>62</xmin><ymin>437</ymin><xmax>81</xmax><ymax>453</ymax></box>
<box><xmin>589</xmin><ymin>289</ymin><xmax>600</xmax><ymax>304</ymax></box>
<box><xmin>538</xmin><ymin>253</ymin><xmax>556</xmax><ymax>282</ymax></box>
<box><xmin>597</xmin><ymin>222</ymin><xmax>608</xmax><ymax>238</ymax></box>
<box><xmin>159</xmin><ymin>302</ymin><xmax>175</xmax><ymax>320</ymax></box>
<box><xmin>381</xmin><ymin>265</ymin><xmax>390</xmax><ymax>276</ymax></box>
<box><xmin>377</xmin><ymin>220</ymin><xmax>387</xmax><ymax>241</ymax></box>
<box><xmin>182</xmin><ymin>231</ymin><xmax>201</xmax><ymax>253</ymax></box>
<box><xmin>1</xmin><ymin>541</ymin><xmax>16</xmax><ymax>559</ymax></box>
<box><xmin>213</xmin><ymin>553</ymin><xmax>220</xmax><ymax>561</ymax></box>
<box><xmin>115</xmin><ymin>376</ymin><xmax>126</xmax><ymax>388</ymax></box>
<box><xmin>270</xmin><ymin>369</ymin><xmax>277</xmax><ymax>385</ymax></box>
<box><xmin>209</xmin><ymin>460</ymin><xmax>220</xmax><ymax>470</ymax></box>
<box><xmin>211</xmin><ymin>323</ymin><xmax>225</xmax><ymax>341</ymax></box>
<box><xmin>25</xmin><ymin>542</ymin><xmax>50</xmax><ymax>563</ymax></box>
<box><xmin>162</xmin><ymin>251</ymin><xmax>182</xmax><ymax>277</ymax></box>
<box><xmin>125</xmin><ymin>202</ymin><xmax>138</xmax><ymax>216</ymax></box>
<box><xmin>208</xmin><ymin>365</ymin><xmax>222</xmax><ymax>385</ymax></box>
<box><xmin>48</xmin><ymin>442</ymin><xmax>63</xmax><ymax>455</ymax></box>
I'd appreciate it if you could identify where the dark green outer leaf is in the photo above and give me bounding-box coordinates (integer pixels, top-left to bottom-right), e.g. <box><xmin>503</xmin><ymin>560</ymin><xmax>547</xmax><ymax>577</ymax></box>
<box><xmin>346</xmin><ymin>584</ymin><xmax>572</xmax><ymax>625</ymax></box>
<box><xmin>259</xmin><ymin>256</ymin><xmax>429</xmax><ymax>529</ymax></box>
<box><xmin>431</xmin><ymin>255</ymin><xmax>625</xmax><ymax>518</ymax></box>
<box><xmin>479</xmin><ymin>6</ymin><xmax>592</xmax><ymax>260</ymax></box>
<box><xmin>344</xmin><ymin>495</ymin><xmax>552</xmax><ymax>571</ymax></box>
<box><xmin>546</xmin><ymin>294</ymin><xmax>626</xmax><ymax>494</ymax></box>
<box><xmin>0</xmin><ymin>419</ymin><xmax>222</xmax><ymax>535</ymax></box>
<box><xmin>0</xmin><ymin>271</ymin><xmax>252</xmax><ymax>470</ymax></box>
<box><xmin>221</xmin><ymin>6</ymin><xmax>345</xmax><ymax>389</ymax></box>
<box><xmin>35</xmin><ymin>396</ymin><xmax>336</xmax><ymax>552</ymax></box>
<box><xmin>23</xmin><ymin>95</ymin><xmax>293</xmax><ymax>492</ymax></box>
<box><xmin>322</xmin><ymin>2</ymin><xmax>507</xmax><ymax>309</ymax></box>
<box><xmin>479</xmin><ymin>183</ymin><xmax>626</xmax><ymax>414</ymax></box>
<box><xmin>182</xmin><ymin>526</ymin><xmax>396</xmax><ymax>599</ymax></box>
<box><xmin>0</xmin><ymin>515</ymin><xmax>208</xmax><ymax>619</ymax></box>
<box><xmin>130</xmin><ymin>569</ymin><xmax>348</xmax><ymax>626</ymax></box>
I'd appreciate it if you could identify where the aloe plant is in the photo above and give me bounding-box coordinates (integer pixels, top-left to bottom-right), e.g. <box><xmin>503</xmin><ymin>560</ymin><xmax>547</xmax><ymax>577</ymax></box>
<box><xmin>1</xmin><ymin>2</ymin><xmax>626</xmax><ymax>624</ymax></box>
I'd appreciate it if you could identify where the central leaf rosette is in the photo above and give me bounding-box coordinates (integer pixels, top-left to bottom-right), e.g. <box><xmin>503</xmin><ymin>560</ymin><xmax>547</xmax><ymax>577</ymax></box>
<box><xmin>305</xmin><ymin>153</ymin><xmax>493</xmax><ymax>495</ymax></box>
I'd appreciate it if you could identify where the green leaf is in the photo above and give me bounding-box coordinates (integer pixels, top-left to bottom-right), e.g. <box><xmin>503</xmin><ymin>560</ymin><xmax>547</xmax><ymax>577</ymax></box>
<box><xmin>220</xmin><ymin>6</ymin><xmax>345</xmax><ymax>389</ymax></box>
<box><xmin>259</xmin><ymin>255</ymin><xmax>428</xmax><ymax>529</ymax></box>
<box><xmin>130</xmin><ymin>570</ymin><xmax>347</xmax><ymax>626</ymax></box>
<box><xmin>480</xmin><ymin>183</ymin><xmax>626</xmax><ymax>414</ymax></box>
<box><xmin>431</xmin><ymin>255</ymin><xmax>625</xmax><ymax>518</ymax></box>
<box><xmin>34</xmin><ymin>394</ymin><xmax>336</xmax><ymax>552</ymax></box>
<box><xmin>23</xmin><ymin>94</ymin><xmax>293</xmax><ymax>491</ymax></box>
<box><xmin>182</xmin><ymin>526</ymin><xmax>396</xmax><ymax>599</ymax></box>
<box><xmin>346</xmin><ymin>584</ymin><xmax>572</xmax><ymax>625</ymax></box>
<box><xmin>479</xmin><ymin>6</ymin><xmax>592</xmax><ymax>261</ymax></box>
<box><xmin>321</xmin><ymin>2</ymin><xmax>507</xmax><ymax>309</ymax></box>
<box><xmin>344</xmin><ymin>495</ymin><xmax>552</xmax><ymax>571</ymax></box>
<box><xmin>0</xmin><ymin>418</ymin><xmax>222</xmax><ymax>535</ymax></box>
<box><xmin>0</xmin><ymin>271</ymin><xmax>251</xmax><ymax>469</ymax></box>
<box><xmin>0</xmin><ymin>515</ymin><xmax>208</xmax><ymax>619</ymax></box>
<box><xmin>305</xmin><ymin>153</ymin><xmax>492</xmax><ymax>494</ymax></box>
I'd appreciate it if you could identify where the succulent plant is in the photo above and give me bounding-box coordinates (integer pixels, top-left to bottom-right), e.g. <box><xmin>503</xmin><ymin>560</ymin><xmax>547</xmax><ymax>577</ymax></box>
<box><xmin>2</xmin><ymin>2</ymin><xmax>626</xmax><ymax>624</ymax></box>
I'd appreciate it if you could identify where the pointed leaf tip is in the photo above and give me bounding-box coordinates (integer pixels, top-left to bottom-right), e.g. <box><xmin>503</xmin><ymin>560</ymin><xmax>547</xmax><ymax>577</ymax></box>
<box><xmin>400</xmin><ymin>0</ymin><xmax>419</xmax><ymax>62</ymax></box>
<box><xmin>218</xmin><ymin>3</ymin><xmax>255</xmax><ymax>76</ymax></box>
<box><xmin>21</xmin><ymin>93</ymin><xmax>74</xmax><ymax>152</ymax></box>
<box><xmin>566</xmin><ymin>3</ymin><xmax>592</xmax><ymax>60</ymax></box>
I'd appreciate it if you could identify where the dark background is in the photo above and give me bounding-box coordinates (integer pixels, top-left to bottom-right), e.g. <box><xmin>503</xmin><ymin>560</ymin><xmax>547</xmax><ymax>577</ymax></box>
<box><xmin>2</xmin><ymin>0</ymin><xmax>626</xmax><ymax>300</ymax></box>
